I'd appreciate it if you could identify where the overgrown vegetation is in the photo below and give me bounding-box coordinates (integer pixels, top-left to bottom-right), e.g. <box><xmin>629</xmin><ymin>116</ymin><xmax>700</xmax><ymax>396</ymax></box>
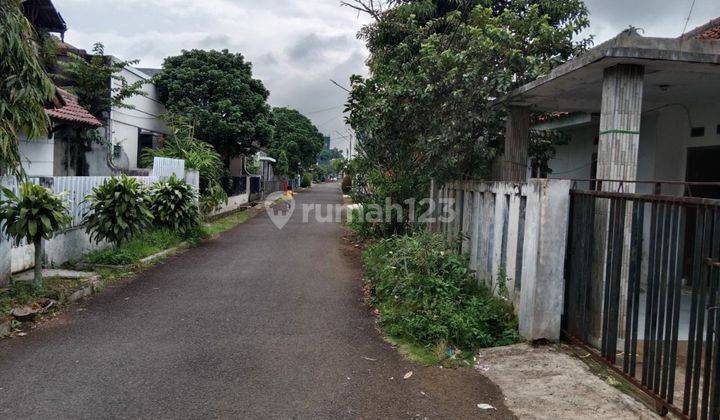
<box><xmin>362</xmin><ymin>232</ymin><xmax>520</xmax><ymax>355</ymax></box>
<box><xmin>300</xmin><ymin>173</ymin><xmax>312</xmax><ymax>188</ymax></box>
<box><xmin>343</xmin><ymin>0</ymin><xmax>591</xmax><ymax>235</ymax></box>
<box><xmin>149</xmin><ymin>175</ymin><xmax>200</xmax><ymax>234</ymax></box>
<box><xmin>83</xmin><ymin>175</ymin><xmax>153</xmax><ymax>246</ymax></box>
<box><xmin>0</xmin><ymin>183</ymin><xmax>70</xmax><ymax>288</ymax></box>
<box><xmin>0</xmin><ymin>0</ymin><xmax>55</xmax><ymax>176</ymax></box>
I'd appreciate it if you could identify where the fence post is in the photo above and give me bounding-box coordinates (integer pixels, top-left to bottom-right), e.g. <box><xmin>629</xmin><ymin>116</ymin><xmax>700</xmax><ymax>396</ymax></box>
<box><xmin>518</xmin><ymin>179</ymin><xmax>572</xmax><ymax>341</ymax></box>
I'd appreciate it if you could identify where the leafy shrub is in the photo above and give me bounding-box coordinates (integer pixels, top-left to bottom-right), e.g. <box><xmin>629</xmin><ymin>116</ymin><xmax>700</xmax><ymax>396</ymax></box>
<box><xmin>83</xmin><ymin>175</ymin><xmax>153</xmax><ymax>246</ymax></box>
<box><xmin>149</xmin><ymin>175</ymin><xmax>200</xmax><ymax>233</ymax></box>
<box><xmin>0</xmin><ymin>183</ymin><xmax>70</xmax><ymax>287</ymax></box>
<box><xmin>301</xmin><ymin>173</ymin><xmax>312</xmax><ymax>188</ymax></box>
<box><xmin>363</xmin><ymin>232</ymin><xmax>520</xmax><ymax>351</ymax></box>
<box><xmin>341</xmin><ymin>174</ymin><xmax>352</xmax><ymax>194</ymax></box>
<box><xmin>141</xmin><ymin>115</ymin><xmax>228</xmax><ymax>214</ymax></box>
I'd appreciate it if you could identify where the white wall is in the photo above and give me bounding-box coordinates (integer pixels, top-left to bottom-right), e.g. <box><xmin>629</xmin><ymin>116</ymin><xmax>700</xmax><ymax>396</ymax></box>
<box><xmin>19</xmin><ymin>135</ymin><xmax>55</xmax><ymax>177</ymax></box>
<box><xmin>110</xmin><ymin>65</ymin><xmax>168</xmax><ymax>170</ymax></box>
<box><xmin>547</xmin><ymin>102</ymin><xmax>720</xmax><ymax>191</ymax></box>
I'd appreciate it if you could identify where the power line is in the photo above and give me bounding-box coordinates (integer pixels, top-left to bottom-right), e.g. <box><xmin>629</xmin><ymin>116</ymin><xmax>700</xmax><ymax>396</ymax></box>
<box><xmin>330</xmin><ymin>79</ymin><xmax>351</xmax><ymax>93</ymax></box>
<box><xmin>681</xmin><ymin>0</ymin><xmax>697</xmax><ymax>36</ymax></box>
<box><xmin>304</xmin><ymin>105</ymin><xmax>344</xmax><ymax>115</ymax></box>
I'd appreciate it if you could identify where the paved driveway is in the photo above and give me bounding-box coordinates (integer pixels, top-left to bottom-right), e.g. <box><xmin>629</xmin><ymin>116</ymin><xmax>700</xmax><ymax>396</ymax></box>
<box><xmin>0</xmin><ymin>183</ymin><xmax>512</xmax><ymax>419</ymax></box>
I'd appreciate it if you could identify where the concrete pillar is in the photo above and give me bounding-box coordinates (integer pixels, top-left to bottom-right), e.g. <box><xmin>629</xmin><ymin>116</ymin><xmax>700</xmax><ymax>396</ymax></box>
<box><xmin>590</xmin><ymin>64</ymin><xmax>645</xmax><ymax>344</ymax></box>
<box><xmin>597</xmin><ymin>64</ymin><xmax>645</xmax><ymax>187</ymax></box>
<box><xmin>494</xmin><ymin>106</ymin><xmax>530</xmax><ymax>182</ymax></box>
<box><xmin>518</xmin><ymin>179</ymin><xmax>572</xmax><ymax>341</ymax></box>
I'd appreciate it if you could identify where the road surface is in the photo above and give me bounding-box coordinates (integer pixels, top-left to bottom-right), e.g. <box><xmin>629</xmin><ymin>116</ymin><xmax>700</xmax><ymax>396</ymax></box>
<box><xmin>0</xmin><ymin>183</ymin><xmax>512</xmax><ymax>419</ymax></box>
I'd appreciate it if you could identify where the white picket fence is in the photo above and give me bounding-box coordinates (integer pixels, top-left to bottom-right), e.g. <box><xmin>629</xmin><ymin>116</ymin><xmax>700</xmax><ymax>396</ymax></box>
<box><xmin>0</xmin><ymin>158</ymin><xmax>198</xmax><ymax>282</ymax></box>
<box><xmin>431</xmin><ymin>178</ymin><xmax>572</xmax><ymax>341</ymax></box>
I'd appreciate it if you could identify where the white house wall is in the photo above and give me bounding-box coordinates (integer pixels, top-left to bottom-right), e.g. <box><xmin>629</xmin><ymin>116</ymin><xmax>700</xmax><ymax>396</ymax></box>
<box><xmin>110</xmin><ymin>66</ymin><xmax>168</xmax><ymax>170</ymax></box>
<box><xmin>19</xmin><ymin>135</ymin><xmax>55</xmax><ymax>177</ymax></box>
<box><xmin>547</xmin><ymin>102</ymin><xmax>720</xmax><ymax>192</ymax></box>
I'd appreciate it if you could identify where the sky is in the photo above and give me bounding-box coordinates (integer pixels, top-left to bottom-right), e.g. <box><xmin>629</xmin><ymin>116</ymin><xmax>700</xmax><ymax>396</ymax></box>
<box><xmin>53</xmin><ymin>0</ymin><xmax>719</xmax><ymax>154</ymax></box>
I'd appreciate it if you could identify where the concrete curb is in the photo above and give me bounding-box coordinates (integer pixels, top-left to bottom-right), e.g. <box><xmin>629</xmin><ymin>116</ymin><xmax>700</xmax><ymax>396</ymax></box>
<box><xmin>66</xmin><ymin>276</ymin><xmax>102</xmax><ymax>303</ymax></box>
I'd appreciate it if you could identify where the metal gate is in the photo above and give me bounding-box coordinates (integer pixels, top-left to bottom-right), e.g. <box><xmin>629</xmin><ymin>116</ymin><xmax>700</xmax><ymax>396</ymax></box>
<box><xmin>563</xmin><ymin>183</ymin><xmax>720</xmax><ymax>418</ymax></box>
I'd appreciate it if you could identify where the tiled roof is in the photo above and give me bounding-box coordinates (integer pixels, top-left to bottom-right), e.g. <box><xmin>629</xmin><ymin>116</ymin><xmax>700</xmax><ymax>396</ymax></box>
<box><xmin>45</xmin><ymin>88</ymin><xmax>102</xmax><ymax>128</ymax></box>
<box><xmin>681</xmin><ymin>17</ymin><xmax>720</xmax><ymax>40</ymax></box>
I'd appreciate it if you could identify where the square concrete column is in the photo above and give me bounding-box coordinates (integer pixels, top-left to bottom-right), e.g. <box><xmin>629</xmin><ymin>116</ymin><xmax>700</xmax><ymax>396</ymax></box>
<box><xmin>494</xmin><ymin>106</ymin><xmax>530</xmax><ymax>182</ymax></box>
<box><xmin>590</xmin><ymin>64</ymin><xmax>645</xmax><ymax>345</ymax></box>
<box><xmin>597</xmin><ymin>64</ymin><xmax>645</xmax><ymax>188</ymax></box>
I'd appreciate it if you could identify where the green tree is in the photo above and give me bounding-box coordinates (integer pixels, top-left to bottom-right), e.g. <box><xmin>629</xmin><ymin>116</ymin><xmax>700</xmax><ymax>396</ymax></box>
<box><xmin>56</xmin><ymin>42</ymin><xmax>146</xmax><ymax>119</ymax></box>
<box><xmin>268</xmin><ymin>107</ymin><xmax>325</xmax><ymax>176</ymax></box>
<box><xmin>317</xmin><ymin>148</ymin><xmax>344</xmax><ymax>165</ymax></box>
<box><xmin>0</xmin><ymin>0</ymin><xmax>56</xmax><ymax>176</ymax></box>
<box><xmin>344</xmin><ymin>0</ymin><xmax>590</xmax><ymax>234</ymax></box>
<box><xmin>0</xmin><ymin>183</ymin><xmax>70</xmax><ymax>288</ymax></box>
<box><xmin>153</xmin><ymin>49</ymin><xmax>274</xmax><ymax>160</ymax></box>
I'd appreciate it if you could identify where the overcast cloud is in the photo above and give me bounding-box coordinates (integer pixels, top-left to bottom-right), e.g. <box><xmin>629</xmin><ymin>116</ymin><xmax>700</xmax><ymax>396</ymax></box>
<box><xmin>53</xmin><ymin>0</ymin><xmax>718</xmax><ymax>153</ymax></box>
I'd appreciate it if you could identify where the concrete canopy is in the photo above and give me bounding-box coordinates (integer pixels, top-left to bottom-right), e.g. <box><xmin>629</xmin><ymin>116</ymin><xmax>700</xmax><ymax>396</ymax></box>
<box><xmin>504</xmin><ymin>30</ymin><xmax>720</xmax><ymax>113</ymax></box>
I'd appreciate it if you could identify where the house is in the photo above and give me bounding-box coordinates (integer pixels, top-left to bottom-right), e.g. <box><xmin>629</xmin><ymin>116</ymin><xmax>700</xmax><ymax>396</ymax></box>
<box><xmin>17</xmin><ymin>0</ymin><xmax>104</xmax><ymax>177</ymax></box>
<box><xmin>18</xmin><ymin>0</ymin><xmax>169</xmax><ymax>176</ymax></box>
<box><xmin>106</xmin><ymin>65</ymin><xmax>169</xmax><ymax>172</ymax></box>
<box><xmin>496</xmin><ymin>20</ymin><xmax>720</xmax><ymax>199</ymax></box>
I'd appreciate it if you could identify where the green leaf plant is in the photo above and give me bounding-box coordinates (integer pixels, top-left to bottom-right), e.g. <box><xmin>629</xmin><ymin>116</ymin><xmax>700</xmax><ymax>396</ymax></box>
<box><xmin>0</xmin><ymin>183</ymin><xmax>70</xmax><ymax>288</ymax></box>
<box><xmin>82</xmin><ymin>175</ymin><xmax>153</xmax><ymax>247</ymax></box>
<box><xmin>149</xmin><ymin>175</ymin><xmax>201</xmax><ymax>234</ymax></box>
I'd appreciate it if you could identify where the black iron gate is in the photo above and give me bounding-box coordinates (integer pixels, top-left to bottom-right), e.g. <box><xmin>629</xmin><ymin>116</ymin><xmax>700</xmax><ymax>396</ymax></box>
<box><xmin>563</xmin><ymin>187</ymin><xmax>720</xmax><ymax>418</ymax></box>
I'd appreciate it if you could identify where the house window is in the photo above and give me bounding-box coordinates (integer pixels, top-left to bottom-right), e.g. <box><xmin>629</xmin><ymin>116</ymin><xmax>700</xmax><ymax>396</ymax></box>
<box><xmin>690</xmin><ymin>127</ymin><xmax>705</xmax><ymax>138</ymax></box>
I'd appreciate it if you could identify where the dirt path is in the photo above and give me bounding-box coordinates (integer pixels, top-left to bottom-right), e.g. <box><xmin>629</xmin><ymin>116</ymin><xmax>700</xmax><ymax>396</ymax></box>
<box><xmin>0</xmin><ymin>183</ymin><xmax>512</xmax><ymax>419</ymax></box>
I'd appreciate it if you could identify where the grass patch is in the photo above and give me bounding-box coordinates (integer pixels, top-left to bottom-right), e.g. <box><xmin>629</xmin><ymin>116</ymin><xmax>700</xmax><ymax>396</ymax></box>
<box><xmin>205</xmin><ymin>208</ymin><xmax>261</xmax><ymax>236</ymax></box>
<box><xmin>363</xmin><ymin>231</ymin><xmax>521</xmax><ymax>361</ymax></box>
<box><xmin>86</xmin><ymin>227</ymin><xmax>206</xmax><ymax>266</ymax></box>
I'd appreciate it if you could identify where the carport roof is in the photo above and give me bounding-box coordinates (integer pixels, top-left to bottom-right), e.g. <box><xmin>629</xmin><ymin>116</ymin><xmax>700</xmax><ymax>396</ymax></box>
<box><xmin>503</xmin><ymin>30</ymin><xmax>720</xmax><ymax>113</ymax></box>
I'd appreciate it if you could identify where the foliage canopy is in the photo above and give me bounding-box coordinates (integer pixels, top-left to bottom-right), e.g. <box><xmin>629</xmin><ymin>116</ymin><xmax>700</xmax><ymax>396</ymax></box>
<box><xmin>154</xmin><ymin>49</ymin><xmax>274</xmax><ymax>159</ymax></box>
<box><xmin>268</xmin><ymin>107</ymin><xmax>325</xmax><ymax>177</ymax></box>
<box><xmin>344</xmin><ymin>0</ymin><xmax>590</xmax><ymax>233</ymax></box>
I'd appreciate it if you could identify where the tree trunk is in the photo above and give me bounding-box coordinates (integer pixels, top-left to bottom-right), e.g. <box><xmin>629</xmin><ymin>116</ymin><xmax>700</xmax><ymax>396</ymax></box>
<box><xmin>33</xmin><ymin>237</ymin><xmax>43</xmax><ymax>289</ymax></box>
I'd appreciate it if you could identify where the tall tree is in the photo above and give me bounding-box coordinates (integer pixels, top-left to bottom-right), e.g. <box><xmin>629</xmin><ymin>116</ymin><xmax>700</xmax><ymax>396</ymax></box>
<box><xmin>344</xmin><ymin>0</ymin><xmax>590</xmax><ymax>234</ymax></box>
<box><xmin>153</xmin><ymin>50</ymin><xmax>273</xmax><ymax>160</ymax></box>
<box><xmin>268</xmin><ymin>108</ymin><xmax>325</xmax><ymax>176</ymax></box>
<box><xmin>0</xmin><ymin>0</ymin><xmax>56</xmax><ymax>176</ymax></box>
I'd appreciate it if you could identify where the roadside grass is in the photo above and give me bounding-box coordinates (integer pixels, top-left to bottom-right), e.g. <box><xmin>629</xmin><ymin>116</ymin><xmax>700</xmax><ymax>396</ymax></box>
<box><xmin>0</xmin><ymin>276</ymin><xmax>91</xmax><ymax>315</ymax></box>
<box><xmin>205</xmin><ymin>207</ymin><xmax>261</xmax><ymax>236</ymax></box>
<box><xmin>85</xmin><ymin>228</ymin><xmax>198</xmax><ymax>266</ymax></box>
<box><xmin>85</xmin><ymin>207</ymin><xmax>262</xmax><ymax>266</ymax></box>
<box><xmin>359</xmin><ymin>231</ymin><xmax>522</xmax><ymax>365</ymax></box>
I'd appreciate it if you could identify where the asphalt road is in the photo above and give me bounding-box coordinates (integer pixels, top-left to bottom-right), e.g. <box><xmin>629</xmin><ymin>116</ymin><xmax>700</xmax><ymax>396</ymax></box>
<box><xmin>0</xmin><ymin>183</ymin><xmax>512</xmax><ymax>419</ymax></box>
